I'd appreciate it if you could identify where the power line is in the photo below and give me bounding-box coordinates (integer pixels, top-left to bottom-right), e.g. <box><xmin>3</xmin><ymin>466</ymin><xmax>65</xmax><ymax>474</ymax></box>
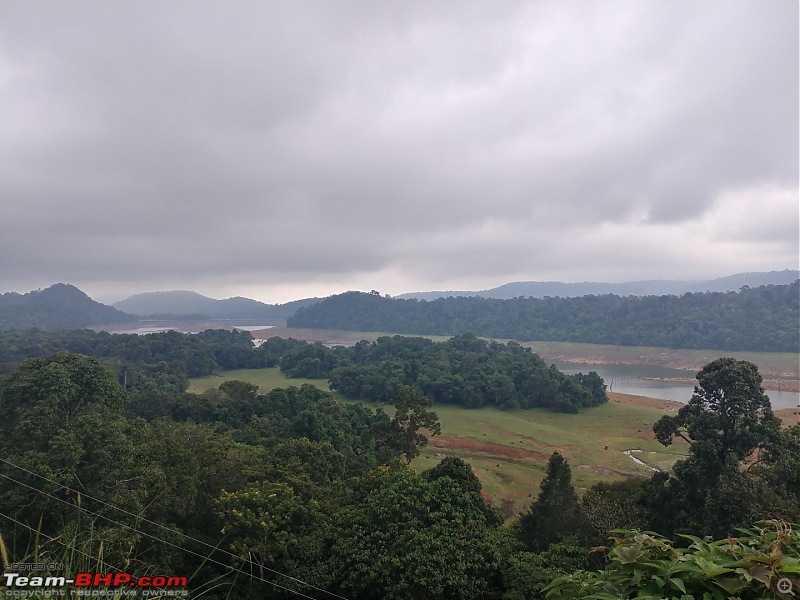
<box><xmin>0</xmin><ymin>468</ymin><xmax>344</xmax><ymax>600</ymax></box>
<box><xmin>1</xmin><ymin>472</ymin><xmax>319</xmax><ymax>599</ymax></box>
<box><xmin>0</xmin><ymin>456</ymin><xmax>348</xmax><ymax>599</ymax></box>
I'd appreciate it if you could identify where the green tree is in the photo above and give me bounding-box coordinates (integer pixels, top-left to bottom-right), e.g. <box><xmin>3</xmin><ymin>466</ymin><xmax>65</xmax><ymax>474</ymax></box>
<box><xmin>653</xmin><ymin>358</ymin><xmax>781</xmax><ymax>465</ymax></box>
<box><xmin>0</xmin><ymin>353</ymin><xmax>175</xmax><ymax>567</ymax></box>
<box><xmin>581</xmin><ymin>478</ymin><xmax>649</xmax><ymax>540</ymax></box>
<box><xmin>370</xmin><ymin>386</ymin><xmax>441</xmax><ymax>460</ymax></box>
<box><xmin>519</xmin><ymin>452</ymin><xmax>592</xmax><ymax>552</ymax></box>
<box><xmin>215</xmin><ymin>480</ymin><xmax>325</xmax><ymax>597</ymax></box>
<box><xmin>651</xmin><ymin>358</ymin><xmax>784</xmax><ymax>536</ymax></box>
<box><xmin>326</xmin><ymin>465</ymin><xmax>503</xmax><ymax>599</ymax></box>
<box><xmin>1</xmin><ymin>352</ymin><xmax>128</xmax><ymax>452</ymax></box>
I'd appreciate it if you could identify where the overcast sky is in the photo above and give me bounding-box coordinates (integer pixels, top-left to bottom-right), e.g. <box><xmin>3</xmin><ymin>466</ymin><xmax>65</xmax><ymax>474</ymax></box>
<box><xmin>1</xmin><ymin>1</ymin><xmax>798</xmax><ymax>304</ymax></box>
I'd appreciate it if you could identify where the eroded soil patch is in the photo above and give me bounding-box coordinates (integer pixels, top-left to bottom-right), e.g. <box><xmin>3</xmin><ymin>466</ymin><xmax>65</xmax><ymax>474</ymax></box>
<box><xmin>432</xmin><ymin>436</ymin><xmax>550</xmax><ymax>461</ymax></box>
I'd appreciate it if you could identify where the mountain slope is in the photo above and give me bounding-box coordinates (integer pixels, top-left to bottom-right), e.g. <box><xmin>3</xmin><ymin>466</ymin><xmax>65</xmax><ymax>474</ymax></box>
<box><xmin>288</xmin><ymin>282</ymin><xmax>800</xmax><ymax>352</ymax></box>
<box><xmin>0</xmin><ymin>284</ymin><xmax>133</xmax><ymax>330</ymax></box>
<box><xmin>114</xmin><ymin>290</ymin><xmax>319</xmax><ymax>319</ymax></box>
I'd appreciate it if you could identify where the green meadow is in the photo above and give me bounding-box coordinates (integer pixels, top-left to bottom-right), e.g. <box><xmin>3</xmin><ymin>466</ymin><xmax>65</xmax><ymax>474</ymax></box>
<box><xmin>189</xmin><ymin>368</ymin><xmax>337</xmax><ymax>396</ymax></box>
<box><xmin>189</xmin><ymin>367</ymin><xmax>688</xmax><ymax>514</ymax></box>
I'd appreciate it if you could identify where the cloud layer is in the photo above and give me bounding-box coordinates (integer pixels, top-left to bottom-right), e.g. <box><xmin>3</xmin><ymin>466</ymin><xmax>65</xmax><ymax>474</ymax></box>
<box><xmin>2</xmin><ymin>0</ymin><xmax>797</xmax><ymax>302</ymax></box>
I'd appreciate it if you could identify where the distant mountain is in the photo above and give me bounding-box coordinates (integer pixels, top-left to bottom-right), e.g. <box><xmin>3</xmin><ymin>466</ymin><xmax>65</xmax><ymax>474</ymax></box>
<box><xmin>396</xmin><ymin>270</ymin><xmax>800</xmax><ymax>300</ymax></box>
<box><xmin>0</xmin><ymin>284</ymin><xmax>133</xmax><ymax>330</ymax></box>
<box><xmin>114</xmin><ymin>290</ymin><xmax>319</xmax><ymax>319</ymax></box>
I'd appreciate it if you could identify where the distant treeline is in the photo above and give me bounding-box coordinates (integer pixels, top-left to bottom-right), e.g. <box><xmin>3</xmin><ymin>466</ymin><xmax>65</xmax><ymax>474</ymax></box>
<box><xmin>0</xmin><ymin>328</ymin><xmax>263</xmax><ymax>394</ymax></box>
<box><xmin>267</xmin><ymin>333</ymin><xmax>608</xmax><ymax>413</ymax></box>
<box><xmin>287</xmin><ymin>282</ymin><xmax>800</xmax><ymax>352</ymax></box>
<box><xmin>0</xmin><ymin>329</ymin><xmax>606</xmax><ymax>413</ymax></box>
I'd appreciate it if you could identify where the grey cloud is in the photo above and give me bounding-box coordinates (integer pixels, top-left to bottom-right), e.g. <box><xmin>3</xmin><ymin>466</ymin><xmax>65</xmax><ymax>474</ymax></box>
<box><xmin>1</xmin><ymin>0</ymin><xmax>797</xmax><ymax>301</ymax></box>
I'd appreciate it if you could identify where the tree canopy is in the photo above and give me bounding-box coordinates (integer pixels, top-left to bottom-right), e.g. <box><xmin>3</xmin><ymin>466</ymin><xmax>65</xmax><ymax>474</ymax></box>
<box><xmin>287</xmin><ymin>282</ymin><xmax>800</xmax><ymax>352</ymax></box>
<box><xmin>651</xmin><ymin>358</ymin><xmax>792</xmax><ymax>537</ymax></box>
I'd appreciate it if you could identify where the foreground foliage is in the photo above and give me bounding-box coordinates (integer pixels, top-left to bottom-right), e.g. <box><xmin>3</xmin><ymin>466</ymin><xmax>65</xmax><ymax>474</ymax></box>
<box><xmin>0</xmin><ymin>351</ymin><xmax>797</xmax><ymax>599</ymax></box>
<box><xmin>546</xmin><ymin>522</ymin><xmax>800</xmax><ymax>599</ymax></box>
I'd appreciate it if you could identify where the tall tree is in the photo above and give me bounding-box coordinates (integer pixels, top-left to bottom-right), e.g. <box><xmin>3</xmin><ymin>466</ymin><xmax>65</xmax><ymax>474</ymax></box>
<box><xmin>650</xmin><ymin>358</ymin><xmax>784</xmax><ymax>536</ymax></box>
<box><xmin>519</xmin><ymin>452</ymin><xmax>591</xmax><ymax>552</ymax></box>
<box><xmin>653</xmin><ymin>358</ymin><xmax>781</xmax><ymax>465</ymax></box>
<box><xmin>370</xmin><ymin>386</ymin><xmax>441</xmax><ymax>460</ymax></box>
<box><xmin>327</xmin><ymin>465</ymin><xmax>503</xmax><ymax>599</ymax></box>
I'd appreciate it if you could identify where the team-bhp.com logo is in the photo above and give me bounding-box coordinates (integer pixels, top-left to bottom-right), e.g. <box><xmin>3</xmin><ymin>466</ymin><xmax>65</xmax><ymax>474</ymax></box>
<box><xmin>3</xmin><ymin>572</ymin><xmax>188</xmax><ymax>596</ymax></box>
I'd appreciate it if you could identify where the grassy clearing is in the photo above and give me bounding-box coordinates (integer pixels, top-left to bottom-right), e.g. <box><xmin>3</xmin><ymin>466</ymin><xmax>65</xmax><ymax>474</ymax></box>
<box><xmin>189</xmin><ymin>368</ymin><xmax>688</xmax><ymax>513</ymax></box>
<box><xmin>255</xmin><ymin>326</ymin><xmax>450</xmax><ymax>346</ymax></box>
<box><xmin>188</xmin><ymin>368</ymin><xmax>333</xmax><ymax>395</ymax></box>
<box><xmin>410</xmin><ymin>396</ymin><xmax>687</xmax><ymax>511</ymax></box>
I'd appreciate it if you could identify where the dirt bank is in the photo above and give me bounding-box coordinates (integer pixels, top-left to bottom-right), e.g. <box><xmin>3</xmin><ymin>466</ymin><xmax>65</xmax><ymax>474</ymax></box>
<box><xmin>431</xmin><ymin>436</ymin><xmax>551</xmax><ymax>461</ymax></box>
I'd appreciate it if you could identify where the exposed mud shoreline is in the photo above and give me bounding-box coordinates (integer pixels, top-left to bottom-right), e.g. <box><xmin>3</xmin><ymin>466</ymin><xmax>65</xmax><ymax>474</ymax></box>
<box><xmin>635</xmin><ymin>375</ymin><xmax>800</xmax><ymax>393</ymax></box>
<box><xmin>525</xmin><ymin>341</ymin><xmax>799</xmax><ymax>393</ymax></box>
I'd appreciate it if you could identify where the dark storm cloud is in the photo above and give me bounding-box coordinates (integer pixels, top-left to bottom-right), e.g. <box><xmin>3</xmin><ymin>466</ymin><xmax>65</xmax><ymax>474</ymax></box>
<box><xmin>1</xmin><ymin>0</ymin><xmax>797</xmax><ymax>302</ymax></box>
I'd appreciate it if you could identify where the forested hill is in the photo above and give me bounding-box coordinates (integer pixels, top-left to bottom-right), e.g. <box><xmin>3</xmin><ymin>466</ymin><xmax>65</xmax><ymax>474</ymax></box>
<box><xmin>397</xmin><ymin>269</ymin><xmax>800</xmax><ymax>300</ymax></box>
<box><xmin>114</xmin><ymin>289</ymin><xmax>320</xmax><ymax>319</ymax></box>
<box><xmin>0</xmin><ymin>283</ymin><xmax>133</xmax><ymax>330</ymax></box>
<box><xmin>287</xmin><ymin>281</ymin><xmax>800</xmax><ymax>352</ymax></box>
<box><xmin>268</xmin><ymin>333</ymin><xmax>608</xmax><ymax>413</ymax></box>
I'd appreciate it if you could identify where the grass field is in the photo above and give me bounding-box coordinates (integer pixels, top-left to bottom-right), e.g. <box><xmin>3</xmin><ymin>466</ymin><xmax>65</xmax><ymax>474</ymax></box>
<box><xmin>409</xmin><ymin>396</ymin><xmax>687</xmax><ymax>514</ymax></box>
<box><xmin>189</xmin><ymin>368</ymin><xmax>335</xmax><ymax>395</ymax></box>
<box><xmin>189</xmin><ymin>367</ymin><xmax>690</xmax><ymax>515</ymax></box>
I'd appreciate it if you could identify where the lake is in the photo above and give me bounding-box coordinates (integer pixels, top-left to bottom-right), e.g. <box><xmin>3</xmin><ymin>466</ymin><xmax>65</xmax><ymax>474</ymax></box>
<box><xmin>109</xmin><ymin>323</ymin><xmax>276</xmax><ymax>335</ymax></box>
<box><xmin>552</xmin><ymin>361</ymin><xmax>799</xmax><ymax>410</ymax></box>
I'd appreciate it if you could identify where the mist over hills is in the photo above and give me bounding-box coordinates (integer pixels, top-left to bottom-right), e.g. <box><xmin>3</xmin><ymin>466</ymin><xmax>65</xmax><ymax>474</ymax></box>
<box><xmin>0</xmin><ymin>285</ymin><xmax>317</xmax><ymax>330</ymax></box>
<box><xmin>396</xmin><ymin>270</ymin><xmax>800</xmax><ymax>300</ymax></box>
<box><xmin>113</xmin><ymin>290</ymin><xmax>320</xmax><ymax>319</ymax></box>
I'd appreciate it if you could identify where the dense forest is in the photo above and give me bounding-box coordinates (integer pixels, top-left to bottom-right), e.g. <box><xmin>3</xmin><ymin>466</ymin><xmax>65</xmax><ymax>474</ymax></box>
<box><xmin>269</xmin><ymin>334</ymin><xmax>607</xmax><ymax>413</ymax></box>
<box><xmin>288</xmin><ymin>282</ymin><xmax>800</xmax><ymax>352</ymax></box>
<box><xmin>0</xmin><ymin>329</ymin><xmax>606</xmax><ymax>414</ymax></box>
<box><xmin>0</xmin><ymin>328</ymin><xmax>265</xmax><ymax>395</ymax></box>
<box><xmin>397</xmin><ymin>269</ymin><xmax>800</xmax><ymax>301</ymax></box>
<box><xmin>0</xmin><ymin>351</ymin><xmax>797</xmax><ymax>598</ymax></box>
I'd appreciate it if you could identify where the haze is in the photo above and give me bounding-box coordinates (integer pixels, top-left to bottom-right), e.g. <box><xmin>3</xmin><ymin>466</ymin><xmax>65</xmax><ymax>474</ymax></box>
<box><xmin>1</xmin><ymin>1</ymin><xmax>798</xmax><ymax>304</ymax></box>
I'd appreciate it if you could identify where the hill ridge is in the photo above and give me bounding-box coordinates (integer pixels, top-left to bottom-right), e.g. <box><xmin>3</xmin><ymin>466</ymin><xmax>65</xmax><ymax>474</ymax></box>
<box><xmin>396</xmin><ymin>269</ymin><xmax>800</xmax><ymax>300</ymax></box>
<box><xmin>114</xmin><ymin>290</ymin><xmax>320</xmax><ymax>319</ymax></box>
<box><xmin>0</xmin><ymin>283</ymin><xmax>133</xmax><ymax>330</ymax></box>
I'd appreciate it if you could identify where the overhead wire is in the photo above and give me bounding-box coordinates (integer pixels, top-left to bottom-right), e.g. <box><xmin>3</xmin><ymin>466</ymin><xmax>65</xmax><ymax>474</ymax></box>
<box><xmin>0</xmin><ymin>461</ymin><xmax>349</xmax><ymax>600</ymax></box>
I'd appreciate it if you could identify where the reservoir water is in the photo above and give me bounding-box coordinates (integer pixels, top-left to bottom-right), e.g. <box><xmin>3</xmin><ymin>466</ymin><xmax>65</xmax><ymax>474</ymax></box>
<box><xmin>552</xmin><ymin>361</ymin><xmax>799</xmax><ymax>410</ymax></box>
<box><xmin>110</xmin><ymin>323</ymin><xmax>276</xmax><ymax>335</ymax></box>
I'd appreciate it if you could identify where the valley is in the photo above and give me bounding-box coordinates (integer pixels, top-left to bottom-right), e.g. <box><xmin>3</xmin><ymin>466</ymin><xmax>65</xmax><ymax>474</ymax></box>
<box><xmin>188</xmin><ymin>367</ymin><xmax>686</xmax><ymax>509</ymax></box>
